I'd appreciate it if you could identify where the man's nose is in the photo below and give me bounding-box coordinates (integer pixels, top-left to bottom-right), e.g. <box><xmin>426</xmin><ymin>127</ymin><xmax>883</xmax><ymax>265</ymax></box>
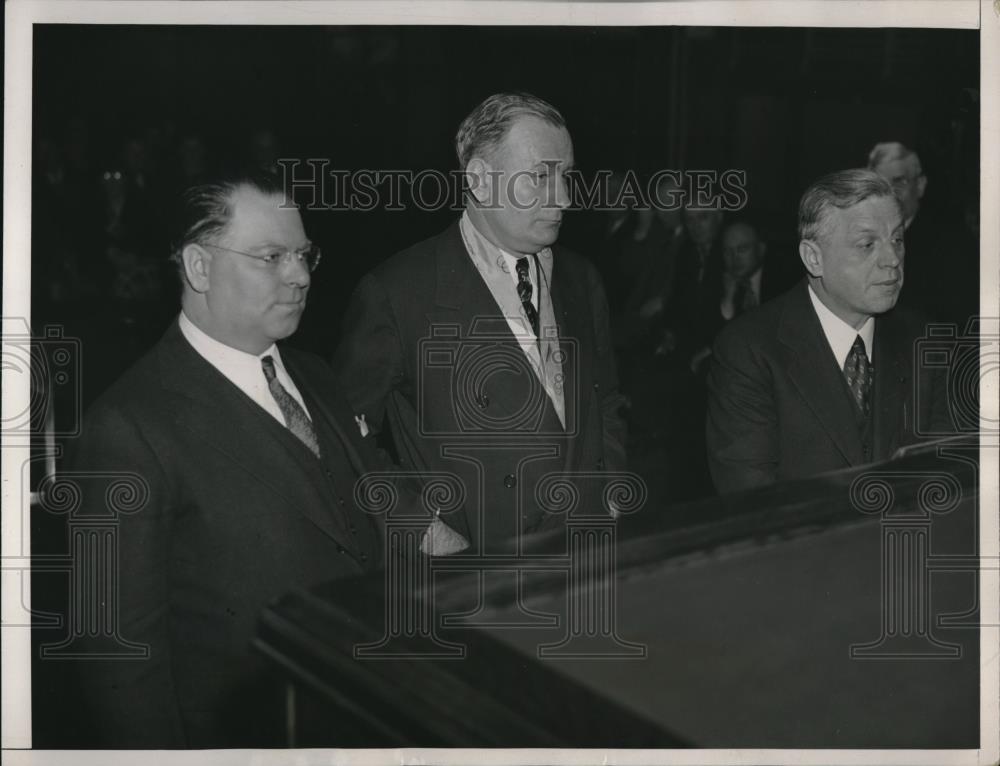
<box><xmin>877</xmin><ymin>240</ymin><xmax>902</xmax><ymax>269</ymax></box>
<box><xmin>284</xmin><ymin>254</ymin><xmax>312</xmax><ymax>288</ymax></box>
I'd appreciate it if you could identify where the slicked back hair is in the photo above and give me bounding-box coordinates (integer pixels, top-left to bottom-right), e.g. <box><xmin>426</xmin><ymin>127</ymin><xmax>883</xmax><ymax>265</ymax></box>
<box><xmin>867</xmin><ymin>141</ymin><xmax>922</xmax><ymax>174</ymax></box>
<box><xmin>455</xmin><ymin>91</ymin><xmax>567</xmax><ymax>170</ymax></box>
<box><xmin>798</xmin><ymin>169</ymin><xmax>897</xmax><ymax>242</ymax></box>
<box><xmin>168</xmin><ymin>170</ymin><xmax>289</xmax><ymax>268</ymax></box>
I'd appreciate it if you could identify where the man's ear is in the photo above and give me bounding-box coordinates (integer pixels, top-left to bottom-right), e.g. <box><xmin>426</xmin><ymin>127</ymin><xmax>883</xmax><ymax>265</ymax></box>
<box><xmin>799</xmin><ymin>239</ymin><xmax>823</xmax><ymax>277</ymax></box>
<box><xmin>465</xmin><ymin>157</ymin><xmax>493</xmax><ymax>206</ymax></box>
<box><xmin>181</xmin><ymin>244</ymin><xmax>211</xmax><ymax>293</ymax></box>
<box><xmin>916</xmin><ymin>174</ymin><xmax>928</xmax><ymax>200</ymax></box>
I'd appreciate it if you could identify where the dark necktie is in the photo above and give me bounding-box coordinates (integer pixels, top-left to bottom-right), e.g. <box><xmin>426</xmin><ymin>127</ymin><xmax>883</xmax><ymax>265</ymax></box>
<box><xmin>515</xmin><ymin>256</ymin><xmax>539</xmax><ymax>337</ymax></box>
<box><xmin>843</xmin><ymin>335</ymin><xmax>873</xmax><ymax>417</ymax></box>
<box><xmin>734</xmin><ymin>278</ymin><xmax>758</xmax><ymax>313</ymax></box>
<box><xmin>261</xmin><ymin>355</ymin><xmax>321</xmax><ymax>458</ymax></box>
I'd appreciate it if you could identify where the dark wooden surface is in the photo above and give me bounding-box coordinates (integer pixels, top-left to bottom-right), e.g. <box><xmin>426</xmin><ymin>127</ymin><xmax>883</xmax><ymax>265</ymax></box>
<box><xmin>256</xmin><ymin>438</ymin><xmax>981</xmax><ymax>748</ymax></box>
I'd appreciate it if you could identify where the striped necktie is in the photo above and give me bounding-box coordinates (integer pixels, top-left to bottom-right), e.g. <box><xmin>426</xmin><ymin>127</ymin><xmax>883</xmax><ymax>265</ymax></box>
<box><xmin>261</xmin><ymin>355</ymin><xmax>321</xmax><ymax>458</ymax></box>
<box><xmin>515</xmin><ymin>256</ymin><xmax>539</xmax><ymax>336</ymax></box>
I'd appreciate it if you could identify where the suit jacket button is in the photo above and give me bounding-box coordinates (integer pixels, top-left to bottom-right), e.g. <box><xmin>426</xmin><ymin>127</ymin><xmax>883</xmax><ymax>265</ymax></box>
<box><xmin>503</xmin><ymin>474</ymin><xmax>517</xmax><ymax>488</ymax></box>
<box><xmin>360</xmin><ymin>553</ymin><xmax>368</xmax><ymax>562</ymax></box>
<box><xmin>337</xmin><ymin>546</ymin><xmax>345</xmax><ymax>554</ymax></box>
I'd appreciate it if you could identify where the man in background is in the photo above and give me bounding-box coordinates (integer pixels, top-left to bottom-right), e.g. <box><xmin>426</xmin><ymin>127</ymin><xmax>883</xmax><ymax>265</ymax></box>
<box><xmin>868</xmin><ymin>141</ymin><xmax>976</xmax><ymax>325</ymax></box>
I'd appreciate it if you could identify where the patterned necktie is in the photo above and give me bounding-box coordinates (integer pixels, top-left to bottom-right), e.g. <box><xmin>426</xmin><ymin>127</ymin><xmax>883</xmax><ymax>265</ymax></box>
<box><xmin>261</xmin><ymin>355</ymin><xmax>321</xmax><ymax>458</ymax></box>
<box><xmin>843</xmin><ymin>335</ymin><xmax>873</xmax><ymax>417</ymax></box>
<box><xmin>515</xmin><ymin>256</ymin><xmax>539</xmax><ymax>337</ymax></box>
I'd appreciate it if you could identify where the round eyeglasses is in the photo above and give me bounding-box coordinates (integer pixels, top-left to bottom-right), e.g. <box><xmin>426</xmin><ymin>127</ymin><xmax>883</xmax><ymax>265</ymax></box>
<box><xmin>203</xmin><ymin>243</ymin><xmax>322</xmax><ymax>272</ymax></box>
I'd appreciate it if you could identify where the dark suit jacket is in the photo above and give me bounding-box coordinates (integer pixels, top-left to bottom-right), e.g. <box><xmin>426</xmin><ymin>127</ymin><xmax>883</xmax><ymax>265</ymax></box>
<box><xmin>333</xmin><ymin>220</ymin><xmax>628</xmax><ymax>553</ymax></box>
<box><xmin>706</xmin><ymin>280</ymin><xmax>952</xmax><ymax>494</ymax></box>
<box><xmin>696</xmin><ymin>262</ymin><xmax>791</xmax><ymax>354</ymax></box>
<box><xmin>662</xmin><ymin>236</ymin><xmax>724</xmax><ymax>356</ymax></box>
<box><xmin>897</xmin><ymin>211</ymin><xmax>979</xmax><ymax>327</ymax></box>
<box><xmin>65</xmin><ymin>320</ymin><xmax>388</xmax><ymax>748</ymax></box>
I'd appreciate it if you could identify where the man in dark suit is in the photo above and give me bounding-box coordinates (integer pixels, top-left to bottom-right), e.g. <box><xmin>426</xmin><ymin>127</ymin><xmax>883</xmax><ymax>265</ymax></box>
<box><xmin>64</xmin><ymin>172</ymin><xmax>390</xmax><ymax>747</ymax></box>
<box><xmin>688</xmin><ymin>218</ymin><xmax>786</xmax><ymax>374</ymax></box>
<box><xmin>706</xmin><ymin>169</ymin><xmax>951</xmax><ymax>494</ymax></box>
<box><xmin>334</xmin><ymin>92</ymin><xmax>627</xmax><ymax>554</ymax></box>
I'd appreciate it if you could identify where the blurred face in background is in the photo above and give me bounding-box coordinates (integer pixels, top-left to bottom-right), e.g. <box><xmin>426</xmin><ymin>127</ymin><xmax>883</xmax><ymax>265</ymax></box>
<box><xmin>654</xmin><ymin>175</ymin><xmax>683</xmax><ymax>230</ymax></box>
<box><xmin>871</xmin><ymin>153</ymin><xmax>926</xmax><ymax>223</ymax></box>
<box><xmin>683</xmin><ymin>207</ymin><xmax>724</xmax><ymax>249</ymax></box>
<box><xmin>721</xmin><ymin>222</ymin><xmax>765</xmax><ymax>279</ymax></box>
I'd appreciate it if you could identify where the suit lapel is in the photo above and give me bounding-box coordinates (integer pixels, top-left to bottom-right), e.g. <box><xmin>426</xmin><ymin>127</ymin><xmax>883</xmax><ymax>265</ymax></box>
<box><xmin>431</xmin><ymin>222</ymin><xmax>563</xmax><ymax>430</ymax></box>
<box><xmin>285</xmin><ymin>353</ymin><xmax>370</xmax><ymax>478</ymax></box>
<box><xmin>872</xmin><ymin>314</ymin><xmax>909</xmax><ymax>460</ymax></box>
<box><xmin>779</xmin><ymin>283</ymin><xmax>864</xmax><ymax>466</ymax></box>
<box><xmin>549</xmin><ymin>248</ymin><xmax>586</xmax><ymax>471</ymax></box>
<box><xmin>156</xmin><ymin>322</ymin><xmax>354</xmax><ymax>548</ymax></box>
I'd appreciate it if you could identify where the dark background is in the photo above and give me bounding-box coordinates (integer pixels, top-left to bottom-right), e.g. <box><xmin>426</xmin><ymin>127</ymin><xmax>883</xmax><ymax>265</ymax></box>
<box><xmin>28</xmin><ymin>23</ymin><xmax>980</xmax><ymax>748</ymax></box>
<box><xmin>32</xmin><ymin>24</ymin><xmax>979</xmax><ymax>366</ymax></box>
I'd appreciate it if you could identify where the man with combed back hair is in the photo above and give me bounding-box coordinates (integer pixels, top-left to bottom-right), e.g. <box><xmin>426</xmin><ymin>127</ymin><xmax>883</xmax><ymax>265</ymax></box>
<box><xmin>706</xmin><ymin>168</ymin><xmax>952</xmax><ymax>494</ymax></box>
<box><xmin>64</xmin><ymin>171</ymin><xmax>396</xmax><ymax>748</ymax></box>
<box><xmin>335</xmin><ymin>92</ymin><xmax>627</xmax><ymax>554</ymax></box>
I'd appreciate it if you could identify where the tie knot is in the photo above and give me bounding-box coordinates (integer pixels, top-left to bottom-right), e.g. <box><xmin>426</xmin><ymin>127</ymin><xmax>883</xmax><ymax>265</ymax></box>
<box><xmin>850</xmin><ymin>335</ymin><xmax>868</xmax><ymax>362</ymax></box>
<box><xmin>516</xmin><ymin>257</ymin><xmax>531</xmax><ymax>280</ymax></box>
<box><xmin>261</xmin><ymin>355</ymin><xmax>277</xmax><ymax>383</ymax></box>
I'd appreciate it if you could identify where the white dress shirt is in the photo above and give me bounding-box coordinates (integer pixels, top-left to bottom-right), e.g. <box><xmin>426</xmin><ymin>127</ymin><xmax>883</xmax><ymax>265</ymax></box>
<box><xmin>178</xmin><ymin>311</ymin><xmax>312</xmax><ymax>426</ymax></box>
<box><xmin>461</xmin><ymin>212</ymin><xmax>541</xmax><ymax>331</ymax></box>
<box><xmin>807</xmin><ymin>284</ymin><xmax>875</xmax><ymax>368</ymax></box>
<box><xmin>497</xmin><ymin>250</ymin><xmax>539</xmax><ymax>312</ymax></box>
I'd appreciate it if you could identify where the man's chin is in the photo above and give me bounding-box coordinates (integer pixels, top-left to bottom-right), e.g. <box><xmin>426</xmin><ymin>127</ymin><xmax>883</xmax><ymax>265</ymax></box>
<box><xmin>871</xmin><ymin>294</ymin><xmax>901</xmax><ymax>315</ymax></box>
<box><xmin>530</xmin><ymin>228</ymin><xmax>561</xmax><ymax>249</ymax></box>
<box><xmin>269</xmin><ymin>314</ymin><xmax>304</xmax><ymax>340</ymax></box>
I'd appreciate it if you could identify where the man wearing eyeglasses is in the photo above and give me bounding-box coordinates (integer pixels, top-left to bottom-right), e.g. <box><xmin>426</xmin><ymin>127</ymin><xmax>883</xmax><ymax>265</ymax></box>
<box><xmin>64</xmin><ymin>171</ymin><xmax>388</xmax><ymax>748</ymax></box>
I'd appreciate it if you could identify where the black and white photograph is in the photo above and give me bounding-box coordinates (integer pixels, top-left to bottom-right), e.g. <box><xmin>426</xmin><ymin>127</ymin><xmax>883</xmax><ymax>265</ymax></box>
<box><xmin>2</xmin><ymin>1</ymin><xmax>997</xmax><ymax>764</ymax></box>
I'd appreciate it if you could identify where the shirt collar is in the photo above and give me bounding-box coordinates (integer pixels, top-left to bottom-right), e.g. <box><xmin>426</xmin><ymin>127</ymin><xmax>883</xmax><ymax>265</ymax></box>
<box><xmin>807</xmin><ymin>284</ymin><xmax>875</xmax><ymax>368</ymax></box>
<box><xmin>460</xmin><ymin>210</ymin><xmax>549</xmax><ymax>270</ymax></box>
<box><xmin>179</xmin><ymin>310</ymin><xmax>280</xmax><ymax>374</ymax></box>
